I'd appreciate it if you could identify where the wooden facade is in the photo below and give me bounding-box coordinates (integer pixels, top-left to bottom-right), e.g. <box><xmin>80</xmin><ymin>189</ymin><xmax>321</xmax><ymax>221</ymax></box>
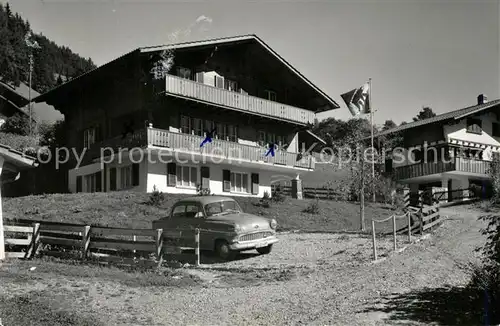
<box><xmin>394</xmin><ymin>157</ymin><xmax>490</xmax><ymax>180</ymax></box>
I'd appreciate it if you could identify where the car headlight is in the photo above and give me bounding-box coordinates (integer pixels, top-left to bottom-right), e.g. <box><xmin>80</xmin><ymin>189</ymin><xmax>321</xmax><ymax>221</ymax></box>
<box><xmin>234</xmin><ymin>224</ymin><xmax>243</xmax><ymax>233</ymax></box>
<box><xmin>270</xmin><ymin>219</ymin><xmax>277</xmax><ymax>229</ymax></box>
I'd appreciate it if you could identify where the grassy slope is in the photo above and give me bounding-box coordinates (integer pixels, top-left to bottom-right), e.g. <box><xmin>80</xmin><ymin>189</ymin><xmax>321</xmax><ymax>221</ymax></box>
<box><xmin>4</xmin><ymin>192</ymin><xmax>399</xmax><ymax>232</ymax></box>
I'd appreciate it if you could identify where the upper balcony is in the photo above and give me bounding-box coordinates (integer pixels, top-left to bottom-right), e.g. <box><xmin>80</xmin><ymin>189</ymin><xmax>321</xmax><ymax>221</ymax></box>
<box><xmin>164</xmin><ymin>74</ymin><xmax>315</xmax><ymax>125</ymax></box>
<box><xmin>85</xmin><ymin>126</ymin><xmax>315</xmax><ymax>170</ymax></box>
<box><xmin>393</xmin><ymin>157</ymin><xmax>491</xmax><ymax>181</ymax></box>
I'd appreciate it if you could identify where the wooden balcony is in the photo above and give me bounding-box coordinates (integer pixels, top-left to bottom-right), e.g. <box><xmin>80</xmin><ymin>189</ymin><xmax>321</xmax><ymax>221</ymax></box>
<box><xmin>394</xmin><ymin>157</ymin><xmax>491</xmax><ymax>180</ymax></box>
<box><xmin>86</xmin><ymin>127</ymin><xmax>315</xmax><ymax>170</ymax></box>
<box><xmin>164</xmin><ymin>74</ymin><xmax>315</xmax><ymax>125</ymax></box>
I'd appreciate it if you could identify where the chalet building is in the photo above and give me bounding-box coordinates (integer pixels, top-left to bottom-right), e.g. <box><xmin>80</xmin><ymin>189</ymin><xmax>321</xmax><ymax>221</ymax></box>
<box><xmin>33</xmin><ymin>35</ymin><xmax>337</xmax><ymax>197</ymax></box>
<box><xmin>376</xmin><ymin>94</ymin><xmax>500</xmax><ymax>201</ymax></box>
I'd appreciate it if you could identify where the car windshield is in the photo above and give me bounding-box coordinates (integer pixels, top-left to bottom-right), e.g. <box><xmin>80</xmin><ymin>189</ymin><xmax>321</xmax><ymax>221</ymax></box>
<box><xmin>204</xmin><ymin>200</ymin><xmax>242</xmax><ymax>216</ymax></box>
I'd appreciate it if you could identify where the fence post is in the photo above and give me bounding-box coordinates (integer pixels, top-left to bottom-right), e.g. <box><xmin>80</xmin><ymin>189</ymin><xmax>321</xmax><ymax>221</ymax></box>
<box><xmin>393</xmin><ymin>215</ymin><xmax>397</xmax><ymax>251</ymax></box>
<box><xmin>156</xmin><ymin>229</ymin><xmax>163</xmax><ymax>268</ymax></box>
<box><xmin>195</xmin><ymin>228</ymin><xmax>200</xmax><ymax>266</ymax></box>
<box><xmin>132</xmin><ymin>235</ymin><xmax>137</xmax><ymax>258</ymax></box>
<box><xmin>371</xmin><ymin>220</ymin><xmax>377</xmax><ymax>261</ymax></box>
<box><xmin>81</xmin><ymin>225</ymin><xmax>90</xmax><ymax>260</ymax></box>
<box><xmin>407</xmin><ymin>212</ymin><xmax>412</xmax><ymax>243</ymax></box>
<box><xmin>27</xmin><ymin>223</ymin><xmax>40</xmax><ymax>259</ymax></box>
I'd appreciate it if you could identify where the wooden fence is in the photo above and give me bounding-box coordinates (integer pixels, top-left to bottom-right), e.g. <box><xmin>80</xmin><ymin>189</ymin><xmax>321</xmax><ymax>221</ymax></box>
<box><xmin>271</xmin><ymin>184</ymin><xmax>344</xmax><ymax>200</ymax></box>
<box><xmin>371</xmin><ymin>201</ymin><xmax>443</xmax><ymax>261</ymax></box>
<box><xmin>3</xmin><ymin>220</ymin><xmax>201</xmax><ymax>267</ymax></box>
<box><xmin>371</xmin><ymin>212</ymin><xmax>412</xmax><ymax>261</ymax></box>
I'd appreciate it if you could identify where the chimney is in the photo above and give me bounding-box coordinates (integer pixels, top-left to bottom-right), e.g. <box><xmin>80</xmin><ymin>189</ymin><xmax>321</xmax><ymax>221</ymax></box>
<box><xmin>478</xmin><ymin>94</ymin><xmax>488</xmax><ymax>105</ymax></box>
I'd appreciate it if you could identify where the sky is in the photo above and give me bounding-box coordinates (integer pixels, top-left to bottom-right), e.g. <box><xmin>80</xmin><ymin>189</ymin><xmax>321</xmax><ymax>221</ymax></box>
<box><xmin>4</xmin><ymin>0</ymin><xmax>500</xmax><ymax>127</ymax></box>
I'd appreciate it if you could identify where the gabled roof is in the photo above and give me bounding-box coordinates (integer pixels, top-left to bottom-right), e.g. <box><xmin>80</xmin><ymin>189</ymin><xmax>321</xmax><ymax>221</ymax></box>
<box><xmin>372</xmin><ymin>99</ymin><xmax>500</xmax><ymax>139</ymax></box>
<box><xmin>0</xmin><ymin>82</ymin><xmax>30</xmax><ymax>117</ymax></box>
<box><xmin>139</xmin><ymin>34</ymin><xmax>340</xmax><ymax>110</ymax></box>
<box><xmin>33</xmin><ymin>34</ymin><xmax>339</xmax><ymax>111</ymax></box>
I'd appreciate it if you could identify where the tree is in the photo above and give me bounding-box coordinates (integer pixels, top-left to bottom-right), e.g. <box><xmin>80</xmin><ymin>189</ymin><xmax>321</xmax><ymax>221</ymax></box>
<box><xmin>413</xmin><ymin>106</ymin><xmax>436</xmax><ymax>122</ymax></box>
<box><xmin>382</xmin><ymin>119</ymin><xmax>397</xmax><ymax>131</ymax></box>
<box><xmin>1</xmin><ymin>113</ymin><xmax>31</xmax><ymax>135</ymax></box>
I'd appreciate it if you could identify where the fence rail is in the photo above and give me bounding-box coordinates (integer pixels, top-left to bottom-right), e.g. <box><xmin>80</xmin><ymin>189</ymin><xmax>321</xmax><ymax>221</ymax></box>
<box><xmin>3</xmin><ymin>221</ymin><xmax>202</xmax><ymax>267</ymax></box>
<box><xmin>371</xmin><ymin>212</ymin><xmax>412</xmax><ymax>261</ymax></box>
<box><xmin>271</xmin><ymin>184</ymin><xmax>344</xmax><ymax>200</ymax></box>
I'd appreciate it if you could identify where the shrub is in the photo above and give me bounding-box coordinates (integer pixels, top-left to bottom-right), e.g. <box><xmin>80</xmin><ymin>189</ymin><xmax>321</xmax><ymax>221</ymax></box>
<box><xmin>196</xmin><ymin>184</ymin><xmax>211</xmax><ymax>196</ymax></box>
<box><xmin>253</xmin><ymin>191</ymin><xmax>271</xmax><ymax>208</ymax></box>
<box><xmin>271</xmin><ymin>187</ymin><xmax>285</xmax><ymax>203</ymax></box>
<box><xmin>146</xmin><ymin>186</ymin><xmax>164</xmax><ymax>206</ymax></box>
<box><xmin>303</xmin><ymin>197</ymin><xmax>320</xmax><ymax>214</ymax></box>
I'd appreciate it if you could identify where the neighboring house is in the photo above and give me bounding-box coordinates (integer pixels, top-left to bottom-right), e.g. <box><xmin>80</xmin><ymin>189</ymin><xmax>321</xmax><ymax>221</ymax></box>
<box><xmin>33</xmin><ymin>34</ymin><xmax>339</xmax><ymax>196</ymax></box>
<box><xmin>374</xmin><ymin>94</ymin><xmax>500</xmax><ymax>200</ymax></box>
<box><xmin>0</xmin><ymin>82</ymin><xmax>30</xmax><ymax>125</ymax></box>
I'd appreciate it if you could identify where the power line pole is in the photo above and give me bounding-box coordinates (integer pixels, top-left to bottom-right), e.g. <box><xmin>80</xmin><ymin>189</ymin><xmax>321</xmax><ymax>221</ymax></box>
<box><xmin>25</xmin><ymin>32</ymin><xmax>41</xmax><ymax>137</ymax></box>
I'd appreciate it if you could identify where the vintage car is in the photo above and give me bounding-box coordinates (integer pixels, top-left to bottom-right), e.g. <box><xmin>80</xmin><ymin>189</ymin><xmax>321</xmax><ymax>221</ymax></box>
<box><xmin>152</xmin><ymin>196</ymin><xmax>278</xmax><ymax>260</ymax></box>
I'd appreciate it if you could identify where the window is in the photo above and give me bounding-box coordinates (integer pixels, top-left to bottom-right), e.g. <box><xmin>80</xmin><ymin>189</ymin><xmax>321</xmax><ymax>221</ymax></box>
<box><xmin>276</xmin><ymin>135</ymin><xmax>286</xmax><ymax>149</ymax></box>
<box><xmin>230</xmin><ymin>172</ymin><xmax>249</xmax><ymax>193</ymax></box>
<box><xmin>264</xmin><ymin>90</ymin><xmax>277</xmax><ymax>102</ymax></box>
<box><xmin>181</xmin><ymin>115</ymin><xmax>191</xmax><ymax>134</ymax></box>
<box><xmin>493</xmin><ymin>123</ymin><xmax>500</xmax><ymax>137</ymax></box>
<box><xmin>177</xmin><ymin>67</ymin><xmax>191</xmax><ymax>80</ymax></box>
<box><xmin>185</xmin><ymin>204</ymin><xmax>201</xmax><ymax>218</ymax></box>
<box><xmin>227</xmin><ymin>125</ymin><xmax>238</xmax><ymax>142</ymax></box>
<box><xmin>204</xmin><ymin>120</ymin><xmax>215</xmax><ymax>135</ymax></box>
<box><xmin>192</xmin><ymin>118</ymin><xmax>203</xmax><ymax>136</ymax></box>
<box><xmin>267</xmin><ymin>133</ymin><xmax>276</xmax><ymax>145</ymax></box>
<box><xmin>204</xmin><ymin>200</ymin><xmax>241</xmax><ymax>217</ymax></box>
<box><xmin>172</xmin><ymin>205</ymin><xmax>187</xmax><ymax>218</ymax></box>
<box><xmin>84</xmin><ymin>174</ymin><xmax>96</xmax><ymax>193</ymax></box>
<box><xmin>176</xmin><ymin>166</ymin><xmax>197</xmax><ymax>188</ymax></box>
<box><xmin>258</xmin><ymin>131</ymin><xmax>266</xmax><ymax>146</ymax></box>
<box><xmin>467</xmin><ymin>118</ymin><xmax>482</xmax><ymax>134</ymax></box>
<box><xmin>224</xmin><ymin>79</ymin><xmax>238</xmax><ymax>92</ymax></box>
<box><xmin>217</xmin><ymin>123</ymin><xmax>227</xmax><ymax>140</ymax></box>
<box><xmin>83</xmin><ymin>128</ymin><xmax>96</xmax><ymax>149</ymax></box>
<box><xmin>120</xmin><ymin>165</ymin><xmax>132</xmax><ymax>189</ymax></box>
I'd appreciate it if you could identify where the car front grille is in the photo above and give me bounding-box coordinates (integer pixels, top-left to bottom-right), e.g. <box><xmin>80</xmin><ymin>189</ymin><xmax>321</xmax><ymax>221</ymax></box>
<box><xmin>239</xmin><ymin>232</ymin><xmax>273</xmax><ymax>242</ymax></box>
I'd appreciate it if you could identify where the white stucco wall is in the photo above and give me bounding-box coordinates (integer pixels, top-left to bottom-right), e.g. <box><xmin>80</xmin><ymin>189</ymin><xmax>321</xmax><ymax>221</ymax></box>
<box><xmin>147</xmin><ymin>160</ymin><xmax>274</xmax><ymax>197</ymax></box>
<box><xmin>444</xmin><ymin>112</ymin><xmax>500</xmax><ymax>148</ymax></box>
<box><xmin>68</xmin><ymin>162</ymin><xmax>103</xmax><ymax>193</ymax></box>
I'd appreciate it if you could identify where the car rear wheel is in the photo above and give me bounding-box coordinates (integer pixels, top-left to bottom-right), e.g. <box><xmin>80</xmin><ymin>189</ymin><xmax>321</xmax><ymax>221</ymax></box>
<box><xmin>215</xmin><ymin>240</ymin><xmax>236</xmax><ymax>260</ymax></box>
<box><xmin>256</xmin><ymin>244</ymin><xmax>273</xmax><ymax>255</ymax></box>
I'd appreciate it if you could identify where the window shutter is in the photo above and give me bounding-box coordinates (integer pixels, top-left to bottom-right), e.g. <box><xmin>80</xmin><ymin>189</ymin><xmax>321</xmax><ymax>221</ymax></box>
<box><xmin>222</xmin><ymin>169</ymin><xmax>231</xmax><ymax>192</ymax></box>
<box><xmin>195</xmin><ymin>72</ymin><xmax>204</xmax><ymax>83</ymax></box>
<box><xmin>201</xmin><ymin>166</ymin><xmax>210</xmax><ymax>189</ymax></box>
<box><xmin>132</xmin><ymin>163</ymin><xmax>140</xmax><ymax>186</ymax></box>
<box><xmin>95</xmin><ymin>171</ymin><xmax>102</xmax><ymax>192</ymax></box>
<box><xmin>215</xmin><ymin>76</ymin><xmax>224</xmax><ymax>88</ymax></box>
<box><xmin>110</xmin><ymin>167</ymin><xmax>116</xmax><ymax>191</ymax></box>
<box><xmin>76</xmin><ymin>176</ymin><xmax>82</xmax><ymax>193</ymax></box>
<box><xmin>167</xmin><ymin>162</ymin><xmax>177</xmax><ymax>187</ymax></box>
<box><xmin>251</xmin><ymin>173</ymin><xmax>259</xmax><ymax>195</ymax></box>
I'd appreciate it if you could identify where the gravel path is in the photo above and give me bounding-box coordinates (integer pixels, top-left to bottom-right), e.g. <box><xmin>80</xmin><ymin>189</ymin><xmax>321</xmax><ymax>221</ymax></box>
<box><xmin>0</xmin><ymin>205</ymin><xmax>488</xmax><ymax>325</ymax></box>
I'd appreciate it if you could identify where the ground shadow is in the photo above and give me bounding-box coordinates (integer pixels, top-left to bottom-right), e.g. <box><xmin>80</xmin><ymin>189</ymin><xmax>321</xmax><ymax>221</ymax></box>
<box><xmin>361</xmin><ymin>285</ymin><xmax>498</xmax><ymax>325</ymax></box>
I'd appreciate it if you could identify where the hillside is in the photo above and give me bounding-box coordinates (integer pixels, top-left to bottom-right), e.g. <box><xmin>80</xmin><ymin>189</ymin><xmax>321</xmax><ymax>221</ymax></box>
<box><xmin>4</xmin><ymin>192</ymin><xmax>400</xmax><ymax>233</ymax></box>
<box><xmin>0</xmin><ymin>3</ymin><xmax>96</xmax><ymax>94</ymax></box>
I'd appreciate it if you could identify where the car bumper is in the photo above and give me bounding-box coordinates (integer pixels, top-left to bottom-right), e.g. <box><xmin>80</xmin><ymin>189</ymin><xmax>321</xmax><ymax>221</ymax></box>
<box><xmin>229</xmin><ymin>236</ymin><xmax>279</xmax><ymax>251</ymax></box>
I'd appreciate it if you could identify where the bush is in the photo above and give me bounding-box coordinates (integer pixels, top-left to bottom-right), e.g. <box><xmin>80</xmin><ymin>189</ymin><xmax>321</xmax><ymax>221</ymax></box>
<box><xmin>1</xmin><ymin>113</ymin><xmax>31</xmax><ymax>135</ymax></box>
<box><xmin>146</xmin><ymin>186</ymin><xmax>164</xmax><ymax>206</ymax></box>
<box><xmin>271</xmin><ymin>187</ymin><xmax>285</xmax><ymax>202</ymax></box>
<box><xmin>196</xmin><ymin>184</ymin><xmax>211</xmax><ymax>196</ymax></box>
<box><xmin>253</xmin><ymin>191</ymin><xmax>271</xmax><ymax>208</ymax></box>
<box><xmin>303</xmin><ymin>198</ymin><xmax>320</xmax><ymax>214</ymax></box>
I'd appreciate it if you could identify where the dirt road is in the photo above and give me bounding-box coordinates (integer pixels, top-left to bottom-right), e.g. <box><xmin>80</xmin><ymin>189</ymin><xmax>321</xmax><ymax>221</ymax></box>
<box><xmin>0</xmin><ymin>205</ymin><xmax>488</xmax><ymax>325</ymax></box>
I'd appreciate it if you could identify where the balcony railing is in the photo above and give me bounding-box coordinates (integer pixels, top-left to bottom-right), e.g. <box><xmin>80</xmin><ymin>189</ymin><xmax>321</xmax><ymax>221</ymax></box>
<box><xmin>85</xmin><ymin>127</ymin><xmax>314</xmax><ymax>170</ymax></box>
<box><xmin>147</xmin><ymin>127</ymin><xmax>314</xmax><ymax>169</ymax></box>
<box><xmin>394</xmin><ymin>157</ymin><xmax>491</xmax><ymax>180</ymax></box>
<box><xmin>164</xmin><ymin>74</ymin><xmax>315</xmax><ymax>125</ymax></box>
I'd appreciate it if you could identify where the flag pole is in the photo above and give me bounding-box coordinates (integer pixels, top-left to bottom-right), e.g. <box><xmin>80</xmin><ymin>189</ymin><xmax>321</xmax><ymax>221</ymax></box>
<box><xmin>369</xmin><ymin>78</ymin><xmax>376</xmax><ymax>203</ymax></box>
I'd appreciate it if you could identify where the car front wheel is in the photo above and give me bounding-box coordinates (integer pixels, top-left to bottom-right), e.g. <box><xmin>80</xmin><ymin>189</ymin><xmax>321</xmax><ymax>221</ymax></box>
<box><xmin>256</xmin><ymin>244</ymin><xmax>273</xmax><ymax>255</ymax></box>
<box><xmin>215</xmin><ymin>240</ymin><xmax>236</xmax><ymax>260</ymax></box>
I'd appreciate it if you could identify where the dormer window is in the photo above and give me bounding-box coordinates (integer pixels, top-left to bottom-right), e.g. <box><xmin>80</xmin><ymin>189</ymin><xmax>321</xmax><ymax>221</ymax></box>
<box><xmin>466</xmin><ymin>118</ymin><xmax>482</xmax><ymax>134</ymax></box>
